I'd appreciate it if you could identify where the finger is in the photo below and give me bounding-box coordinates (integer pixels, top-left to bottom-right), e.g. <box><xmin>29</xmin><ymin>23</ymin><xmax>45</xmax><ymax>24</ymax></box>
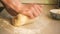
<box><xmin>38</xmin><ymin>5</ymin><xmax>44</xmax><ymax>7</ymax></box>
<box><xmin>27</xmin><ymin>10</ymin><xmax>34</xmax><ymax>18</ymax></box>
<box><xmin>21</xmin><ymin>10</ymin><xmax>34</xmax><ymax>19</ymax></box>
<box><xmin>31</xmin><ymin>6</ymin><xmax>39</xmax><ymax>17</ymax></box>
<box><xmin>33</xmin><ymin>5</ymin><xmax>40</xmax><ymax>15</ymax></box>
<box><xmin>35</xmin><ymin>5</ymin><xmax>43</xmax><ymax>12</ymax></box>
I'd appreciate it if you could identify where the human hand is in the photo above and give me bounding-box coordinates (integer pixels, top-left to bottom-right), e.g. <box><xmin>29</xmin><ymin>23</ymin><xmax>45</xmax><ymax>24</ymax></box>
<box><xmin>1</xmin><ymin>0</ymin><xmax>43</xmax><ymax>18</ymax></box>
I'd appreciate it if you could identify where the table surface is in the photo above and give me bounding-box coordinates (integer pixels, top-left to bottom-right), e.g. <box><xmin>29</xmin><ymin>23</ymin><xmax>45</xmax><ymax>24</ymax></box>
<box><xmin>0</xmin><ymin>5</ymin><xmax>60</xmax><ymax>34</ymax></box>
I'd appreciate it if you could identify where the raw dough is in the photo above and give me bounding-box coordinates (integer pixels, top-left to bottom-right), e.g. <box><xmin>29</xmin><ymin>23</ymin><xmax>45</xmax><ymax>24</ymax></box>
<box><xmin>12</xmin><ymin>14</ymin><xmax>35</xmax><ymax>27</ymax></box>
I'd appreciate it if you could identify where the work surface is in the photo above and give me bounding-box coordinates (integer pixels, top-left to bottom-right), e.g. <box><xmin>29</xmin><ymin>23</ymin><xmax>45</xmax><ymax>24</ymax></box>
<box><xmin>0</xmin><ymin>5</ymin><xmax>60</xmax><ymax>34</ymax></box>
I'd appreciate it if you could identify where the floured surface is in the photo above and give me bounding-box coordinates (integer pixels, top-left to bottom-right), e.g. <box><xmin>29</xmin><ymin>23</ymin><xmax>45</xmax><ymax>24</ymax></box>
<box><xmin>0</xmin><ymin>5</ymin><xmax>60</xmax><ymax>34</ymax></box>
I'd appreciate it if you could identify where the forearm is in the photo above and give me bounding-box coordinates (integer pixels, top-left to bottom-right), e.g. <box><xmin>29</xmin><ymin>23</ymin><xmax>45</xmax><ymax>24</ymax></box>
<box><xmin>0</xmin><ymin>0</ymin><xmax>24</xmax><ymax>16</ymax></box>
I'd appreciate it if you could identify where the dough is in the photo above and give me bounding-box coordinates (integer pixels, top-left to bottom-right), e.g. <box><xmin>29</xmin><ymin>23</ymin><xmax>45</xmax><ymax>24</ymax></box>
<box><xmin>12</xmin><ymin>14</ymin><xmax>35</xmax><ymax>27</ymax></box>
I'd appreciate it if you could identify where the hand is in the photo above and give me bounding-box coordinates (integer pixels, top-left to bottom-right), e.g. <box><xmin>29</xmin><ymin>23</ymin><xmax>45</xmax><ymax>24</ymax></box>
<box><xmin>21</xmin><ymin>4</ymin><xmax>43</xmax><ymax>18</ymax></box>
<box><xmin>1</xmin><ymin>0</ymin><xmax>43</xmax><ymax>18</ymax></box>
